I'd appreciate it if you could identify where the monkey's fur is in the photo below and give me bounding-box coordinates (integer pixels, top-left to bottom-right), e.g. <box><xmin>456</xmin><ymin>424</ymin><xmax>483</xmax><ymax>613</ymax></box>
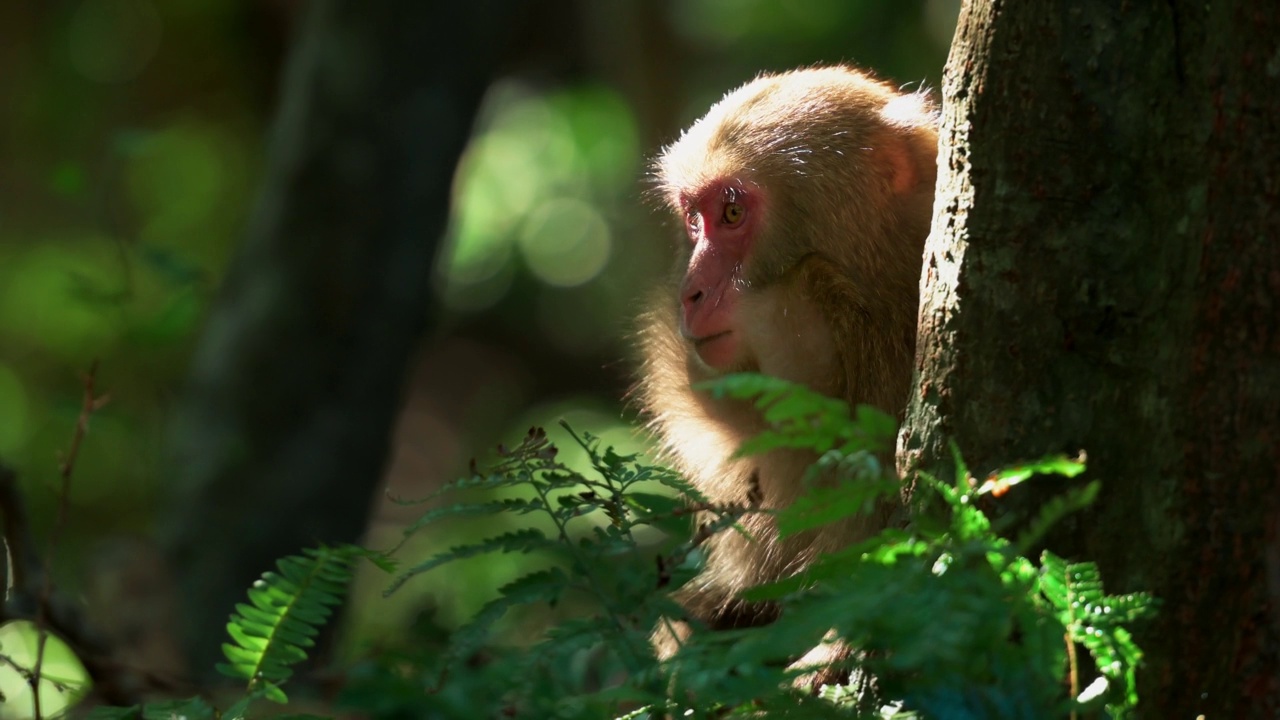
<box><xmin>636</xmin><ymin>66</ymin><xmax>938</xmax><ymax>674</ymax></box>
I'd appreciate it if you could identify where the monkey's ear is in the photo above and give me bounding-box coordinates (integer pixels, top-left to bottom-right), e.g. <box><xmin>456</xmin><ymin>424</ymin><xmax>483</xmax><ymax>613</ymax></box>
<box><xmin>878</xmin><ymin>92</ymin><xmax>935</xmax><ymax>130</ymax></box>
<box><xmin>876</xmin><ymin>93</ymin><xmax>938</xmax><ymax>196</ymax></box>
<box><xmin>874</xmin><ymin>133</ymin><xmax>926</xmax><ymax>196</ymax></box>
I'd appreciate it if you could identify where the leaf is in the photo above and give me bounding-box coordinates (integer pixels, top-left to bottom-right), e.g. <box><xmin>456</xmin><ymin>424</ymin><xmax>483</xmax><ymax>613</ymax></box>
<box><xmin>777</xmin><ymin>479</ymin><xmax>899</xmax><ymax>537</ymax></box>
<box><xmin>399</xmin><ymin>498</ymin><xmax>547</xmax><ymax>537</ymax></box>
<box><xmin>949</xmin><ymin>441</ymin><xmax>971</xmax><ymax>492</ymax></box>
<box><xmin>1014</xmin><ymin>481</ymin><xmax>1100</xmax><ymax>553</ymax></box>
<box><xmin>625</xmin><ymin>491</ymin><xmax>683</xmax><ymax>516</ymax></box>
<box><xmin>385</xmin><ymin>528</ymin><xmax>553</xmax><ymax>595</ymax></box>
<box><xmin>975</xmin><ymin>452</ymin><xmax>1088</xmax><ymax>497</ymax></box>
<box><xmin>1039</xmin><ymin>550</ymin><xmax>1156</xmax><ymax>714</ymax></box>
<box><xmin>695</xmin><ymin>374</ymin><xmax>892</xmax><ymax>457</ymax></box>
<box><xmin>216</xmin><ymin>545</ymin><xmax>360</xmax><ymax>702</ymax></box>
<box><xmin>445</xmin><ymin>568</ymin><xmax>572</xmax><ymax>668</ymax></box>
<box><xmin>0</xmin><ymin>621</ymin><xmax>92</xmax><ymax>718</ymax></box>
<box><xmin>851</xmin><ymin>404</ymin><xmax>898</xmax><ymax>446</ymax></box>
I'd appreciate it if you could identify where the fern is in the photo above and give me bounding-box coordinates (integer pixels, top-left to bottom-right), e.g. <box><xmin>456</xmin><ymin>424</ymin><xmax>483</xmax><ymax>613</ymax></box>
<box><xmin>84</xmin><ymin>544</ymin><xmax>385</xmax><ymax>718</ymax></box>
<box><xmin>385</xmin><ymin>528</ymin><xmax>557</xmax><ymax>595</ymax></box>
<box><xmin>441</xmin><ymin>567</ymin><xmax>574</xmax><ymax>673</ymax></box>
<box><xmin>89</xmin><ymin>375</ymin><xmax>1152</xmax><ymax>720</ymax></box>
<box><xmin>713</xmin><ymin>380</ymin><xmax>1152</xmax><ymax>718</ymax></box>
<box><xmin>1040</xmin><ymin>551</ymin><xmax>1156</xmax><ymax>717</ymax></box>
<box><xmin>216</xmin><ymin>545</ymin><xmax>367</xmax><ymax>703</ymax></box>
<box><xmin>699</xmin><ymin>373</ymin><xmax>896</xmax><ymax>456</ymax></box>
<box><xmin>1014</xmin><ymin>480</ymin><xmax>1099</xmax><ymax>553</ymax></box>
<box><xmin>372</xmin><ymin>423</ymin><xmax>759</xmax><ymax>716</ymax></box>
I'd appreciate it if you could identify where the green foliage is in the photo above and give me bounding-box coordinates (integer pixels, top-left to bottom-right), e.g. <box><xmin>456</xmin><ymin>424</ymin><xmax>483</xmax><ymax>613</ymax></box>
<box><xmin>1040</xmin><ymin>552</ymin><xmax>1155</xmax><ymax>717</ymax></box>
<box><xmin>88</xmin><ymin>545</ymin><xmax>382</xmax><ymax>718</ymax></box>
<box><xmin>0</xmin><ymin>620</ymin><xmax>92</xmax><ymax>718</ymax></box>
<box><xmin>216</xmin><ymin>545</ymin><xmax>375</xmax><ymax>704</ymax></box>
<box><xmin>699</xmin><ymin>373</ymin><xmax>897</xmax><ymax>457</ymax></box>
<box><xmin>368</xmin><ymin>424</ymin><xmax>745</xmax><ymax>717</ymax></box>
<box><xmin>84</xmin><ymin>374</ymin><xmax>1153</xmax><ymax>719</ymax></box>
<box><xmin>338</xmin><ymin>374</ymin><xmax>1153</xmax><ymax>719</ymax></box>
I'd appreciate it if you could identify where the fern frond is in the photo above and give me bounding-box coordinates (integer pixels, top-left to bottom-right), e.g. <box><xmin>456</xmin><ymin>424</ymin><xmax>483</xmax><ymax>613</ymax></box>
<box><xmin>400</xmin><ymin>498</ymin><xmax>546</xmax><ymax>537</ymax></box>
<box><xmin>1040</xmin><ymin>551</ymin><xmax>1156</xmax><ymax>715</ymax></box>
<box><xmin>948</xmin><ymin>441</ymin><xmax>971</xmax><ymax>492</ymax></box>
<box><xmin>424</xmin><ymin>470</ymin><xmax>545</xmax><ymax>496</ymax></box>
<box><xmin>385</xmin><ymin>528</ymin><xmax>554</xmax><ymax>596</ymax></box>
<box><xmin>442</xmin><ymin>568</ymin><xmax>572</xmax><ymax>672</ymax></box>
<box><xmin>697</xmin><ymin>373</ymin><xmax>893</xmax><ymax>456</ymax></box>
<box><xmin>918</xmin><ymin>470</ymin><xmax>991</xmax><ymax>541</ymax></box>
<box><xmin>777</xmin><ymin>478</ymin><xmax>900</xmax><ymax>537</ymax></box>
<box><xmin>974</xmin><ymin>452</ymin><xmax>1087</xmax><ymax>497</ymax></box>
<box><xmin>1014</xmin><ymin>480</ymin><xmax>1100</xmax><ymax>553</ymax></box>
<box><xmin>644</xmin><ymin>466</ymin><xmax>706</xmax><ymax>501</ymax></box>
<box><xmin>216</xmin><ymin>545</ymin><xmax>361</xmax><ymax>703</ymax></box>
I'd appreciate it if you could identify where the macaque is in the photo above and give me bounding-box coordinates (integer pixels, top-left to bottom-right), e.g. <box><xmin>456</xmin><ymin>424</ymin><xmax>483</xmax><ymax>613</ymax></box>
<box><xmin>637</xmin><ymin>66</ymin><xmax>938</xmax><ymax>679</ymax></box>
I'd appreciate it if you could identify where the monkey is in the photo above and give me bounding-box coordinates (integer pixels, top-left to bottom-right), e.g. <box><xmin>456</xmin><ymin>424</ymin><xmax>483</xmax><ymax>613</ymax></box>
<box><xmin>635</xmin><ymin>65</ymin><xmax>938</xmax><ymax>685</ymax></box>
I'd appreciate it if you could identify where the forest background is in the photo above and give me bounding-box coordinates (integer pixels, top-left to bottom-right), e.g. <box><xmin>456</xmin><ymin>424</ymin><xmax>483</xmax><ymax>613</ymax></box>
<box><xmin>0</xmin><ymin>0</ymin><xmax>959</xmax><ymax>683</ymax></box>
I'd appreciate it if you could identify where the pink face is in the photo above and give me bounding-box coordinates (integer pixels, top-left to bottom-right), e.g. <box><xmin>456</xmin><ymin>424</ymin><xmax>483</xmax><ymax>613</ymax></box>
<box><xmin>678</xmin><ymin>181</ymin><xmax>762</xmax><ymax>370</ymax></box>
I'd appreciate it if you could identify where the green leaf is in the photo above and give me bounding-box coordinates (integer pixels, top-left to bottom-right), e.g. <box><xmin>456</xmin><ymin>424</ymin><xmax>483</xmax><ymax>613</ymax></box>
<box><xmin>625</xmin><ymin>491</ymin><xmax>682</xmax><ymax>516</ymax></box>
<box><xmin>0</xmin><ymin>621</ymin><xmax>92</xmax><ymax>718</ymax></box>
<box><xmin>777</xmin><ymin>479</ymin><xmax>899</xmax><ymax>537</ymax></box>
<box><xmin>217</xmin><ymin>545</ymin><xmax>360</xmax><ymax>702</ymax></box>
<box><xmin>385</xmin><ymin>528</ymin><xmax>553</xmax><ymax>595</ymax></box>
<box><xmin>400</xmin><ymin>498</ymin><xmax>547</xmax><ymax>538</ymax></box>
<box><xmin>445</xmin><ymin>568</ymin><xmax>572</xmax><ymax>668</ymax></box>
<box><xmin>1014</xmin><ymin>480</ymin><xmax>1100</xmax><ymax>553</ymax></box>
<box><xmin>983</xmin><ymin>452</ymin><xmax>1087</xmax><ymax>488</ymax></box>
<box><xmin>1039</xmin><ymin>550</ymin><xmax>1156</xmax><ymax>714</ymax></box>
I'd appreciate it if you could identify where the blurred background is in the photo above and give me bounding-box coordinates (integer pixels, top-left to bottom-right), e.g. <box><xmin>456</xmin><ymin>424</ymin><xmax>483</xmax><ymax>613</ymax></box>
<box><xmin>0</xmin><ymin>0</ymin><xmax>956</xmax><ymax>681</ymax></box>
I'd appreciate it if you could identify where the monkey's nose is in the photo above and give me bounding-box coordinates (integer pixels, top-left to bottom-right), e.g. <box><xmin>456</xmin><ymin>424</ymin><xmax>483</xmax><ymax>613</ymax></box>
<box><xmin>682</xmin><ymin>287</ymin><xmax>705</xmax><ymax>312</ymax></box>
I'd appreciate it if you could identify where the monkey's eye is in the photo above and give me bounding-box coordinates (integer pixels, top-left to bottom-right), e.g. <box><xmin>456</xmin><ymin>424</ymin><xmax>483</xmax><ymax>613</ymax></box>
<box><xmin>685</xmin><ymin>211</ymin><xmax>702</xmax><ymax>234</ymax></box>
<box><xmin>721</xmin><ymin>202</ymin><xmax>745</xmax><ymax>225</ymax></box>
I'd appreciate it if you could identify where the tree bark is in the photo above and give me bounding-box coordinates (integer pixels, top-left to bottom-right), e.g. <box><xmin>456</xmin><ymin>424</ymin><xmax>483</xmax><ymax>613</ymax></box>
<box><xmin>898</xmin><ymin>1</ymin><xmax>1279</xmax><ymax>717</ymax></box>
<box><xmin>162</xmin><ymin>0</ymin><xmax>523</xmax><ymax>675</ymax></box>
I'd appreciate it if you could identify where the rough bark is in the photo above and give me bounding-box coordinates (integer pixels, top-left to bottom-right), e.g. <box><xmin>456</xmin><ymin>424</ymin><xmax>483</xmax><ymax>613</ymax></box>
<box><xmin>161</xmin><ymin>0</ymin><xmax>523</xmax><ymax>674</ymax></box>
<box><xmin>897</xmin><ymin>1</ymin><xmax>1279</xmax><ymax>717</ymax></box>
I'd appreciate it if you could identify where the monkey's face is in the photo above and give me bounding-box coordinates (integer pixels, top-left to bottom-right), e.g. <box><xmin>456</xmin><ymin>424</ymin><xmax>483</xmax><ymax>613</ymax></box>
<box><xmin>655</xmin><ymin>66</ymin><xmax>936</xmax><ymax>377</ymax></box>
<box><xmin>676</xmin><ymin>179</ymin><xmax>764</xmax><ymax>370</ymax></box>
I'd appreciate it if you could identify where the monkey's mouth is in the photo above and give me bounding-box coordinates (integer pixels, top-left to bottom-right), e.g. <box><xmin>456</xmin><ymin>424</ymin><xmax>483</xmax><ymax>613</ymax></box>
<box><xmin>690</xmin><ymin>330</ymin><xmax>737</xmax><ymax>370</ymax></box>
<box><xmin>691</xmin><ymin>330</ymin><xmax>732</xmax><ymax>347</ymax></box>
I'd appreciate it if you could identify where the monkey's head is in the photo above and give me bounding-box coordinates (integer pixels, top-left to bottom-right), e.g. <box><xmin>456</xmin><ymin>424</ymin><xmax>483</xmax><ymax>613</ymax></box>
<box><xmin>653</xmin><ymin>66</ymin><xmax>937</xmax><ymax>376</ymax></box>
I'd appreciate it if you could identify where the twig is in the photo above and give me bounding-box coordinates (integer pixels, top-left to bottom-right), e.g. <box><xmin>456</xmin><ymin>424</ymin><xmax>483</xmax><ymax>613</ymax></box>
<box><xmin>1066</xmin><ymin>631</ymin><xmax>1079</xmax><ymax>720</ymax></box>
<box><xmin>32</xmin><ymin>360</ymin><xmax>107</xmax><ymax>719</ymax></box>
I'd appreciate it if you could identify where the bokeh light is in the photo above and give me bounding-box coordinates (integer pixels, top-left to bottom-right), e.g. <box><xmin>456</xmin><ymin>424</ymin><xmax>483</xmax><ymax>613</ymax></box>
<box><xmin>517</xmin><ymin>197</ymin><xmax>612</xmax><ymax>287</ymax></box>
<box><xmin>67</xmin><ymin>0</ymin><xmax>162</xmax><ymax>84</ymax></box>
<box><xmin>437</xmin><ymin>82</ymin><xmax>638</xmax><ymax>310</ymax></box>
<box><xmin>0</xmin><ymin>364</ymin><xmax>29</xmax><ymax>455</ymax></box>
<box><xmin>0</xmin><ymin>621</ymin><xmax>91</xmax><ymax>719</ymax></box>
<box><xmin>126</xmin><ymin>121</ymin><xmax>230</xmax><ymax>248</ymax></box>
<box><xmin>0</xmin><ymin>239</ymin><xmax>124</xmax><ymax>359</ymax></box>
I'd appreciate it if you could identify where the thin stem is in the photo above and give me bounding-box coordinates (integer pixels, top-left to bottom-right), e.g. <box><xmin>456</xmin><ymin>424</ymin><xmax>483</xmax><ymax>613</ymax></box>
<box><xmin>1066</xmin><ymin>632</ymin><xmax>1080</xmax><ymax>720</ymax></box>
<box><xmin>33</xmin><ymin>361</ymin><xmax>105</xmax><ymax>719</ymax></box>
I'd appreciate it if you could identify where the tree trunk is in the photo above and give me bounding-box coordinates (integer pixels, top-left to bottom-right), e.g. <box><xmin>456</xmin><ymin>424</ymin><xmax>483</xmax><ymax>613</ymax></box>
<box><xmin>898</xmin><ymin>1</ymin><xmax>1279</xmax><ymax>717</ymax></box>
<box><xmin>161</xmin><ymin>0</ymin><xmax>523</xmax><ymax>675</ymax></box>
